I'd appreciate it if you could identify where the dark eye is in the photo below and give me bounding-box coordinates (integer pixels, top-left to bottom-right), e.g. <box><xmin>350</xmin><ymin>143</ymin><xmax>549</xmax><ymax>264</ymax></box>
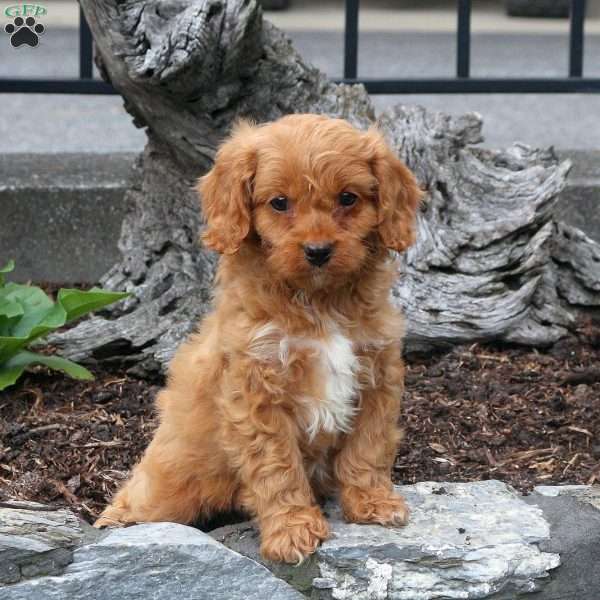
<box><xmin>339</xmin><ymin>192</ymin><xmax>358</xmax><ymax>207</ymax></box>
<box><xmin>270</xmin><ymin>196</ymin><xmax>289</xmax><ymax>212</ymax></box>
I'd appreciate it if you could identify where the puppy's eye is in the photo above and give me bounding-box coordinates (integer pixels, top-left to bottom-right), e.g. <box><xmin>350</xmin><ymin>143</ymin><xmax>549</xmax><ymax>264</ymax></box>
<box><xmin>270</xmin><ymin>196</ymin><xmax>289</xmax><ymax>212</ymax></box>
<box><xmin>339</xmin><ymin>192</ymin><xmax>358</xmax><ymax>207</ymax></box>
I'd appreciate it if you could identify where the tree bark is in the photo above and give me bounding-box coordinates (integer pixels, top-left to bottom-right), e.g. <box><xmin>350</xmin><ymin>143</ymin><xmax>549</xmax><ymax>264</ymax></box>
<box><xmin>51</xmin><ymin>0</ymin><xmax>600</xmax><ymax>373</ymax></box>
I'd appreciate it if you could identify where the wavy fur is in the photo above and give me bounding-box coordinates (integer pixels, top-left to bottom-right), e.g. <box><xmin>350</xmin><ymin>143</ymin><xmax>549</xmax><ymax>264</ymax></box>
<box><xmin>95</xmin><ymin>114</ymin><xmax>421</xmax><ymax>564</ymax></box>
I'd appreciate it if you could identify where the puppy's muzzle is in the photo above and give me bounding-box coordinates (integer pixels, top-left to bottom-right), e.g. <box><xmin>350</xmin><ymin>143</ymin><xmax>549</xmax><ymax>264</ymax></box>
<box><xmin>304</xmin><ymin>243</ymin><xmax>333</xmax><ymax>267</ymax></box>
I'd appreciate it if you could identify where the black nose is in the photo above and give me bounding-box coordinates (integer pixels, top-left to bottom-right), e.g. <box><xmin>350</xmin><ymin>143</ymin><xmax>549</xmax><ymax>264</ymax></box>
<box><xmin>304</xmin><ymin>243</ymin><xmax>333</xmax><ymax>267</ymax></box>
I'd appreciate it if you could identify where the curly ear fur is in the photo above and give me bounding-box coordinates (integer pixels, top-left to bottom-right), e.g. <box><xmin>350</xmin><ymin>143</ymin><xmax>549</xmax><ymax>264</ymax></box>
<box><xmin>198</xmin><ymin>121</ymin><xmax>257</xmax><ymax>254</ymax></box>
<box><xmin>366</xmin><ymin>129</ymin><xmax>423</xmax><ymax>253</ymax></box>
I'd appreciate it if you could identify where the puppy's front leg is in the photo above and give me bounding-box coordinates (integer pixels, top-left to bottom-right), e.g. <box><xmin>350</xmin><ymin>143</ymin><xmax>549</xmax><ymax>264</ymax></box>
<box><xmin>334</xmin><ymin>346</ymin><xmax>409</xmax><ymax>527</ymax></box>
<box><xmin>224</xmin><ymin>376</ymin><xmax>329</xmax><ymax>563</ymax></box>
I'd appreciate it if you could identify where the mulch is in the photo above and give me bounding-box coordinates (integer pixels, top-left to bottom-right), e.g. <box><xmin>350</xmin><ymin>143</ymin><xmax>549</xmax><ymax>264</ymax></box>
<box><xmin>1</xmin><ymin>320</ymin><xmax>599</xmax><ymax>523</ymax></box>
<box><xmin>398</xmin><ymin>319</ymin><xmax>600</xmax><ymax>490</ymax></box>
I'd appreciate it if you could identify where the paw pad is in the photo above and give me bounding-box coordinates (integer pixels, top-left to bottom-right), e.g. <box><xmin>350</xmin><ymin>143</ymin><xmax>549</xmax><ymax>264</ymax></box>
<box><xmin>4</xmin><ymin>16</ymin><xmax>45</xmax><ymax>48</ymax></box>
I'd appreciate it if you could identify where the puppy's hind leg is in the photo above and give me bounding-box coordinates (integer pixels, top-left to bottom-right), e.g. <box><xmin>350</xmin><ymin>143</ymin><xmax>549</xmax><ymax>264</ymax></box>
<box><xmin>95</xmin><ymin>407</ymin><xmax>235</xmax><ymax>527</ymax></box>
<box><xmin>96</xmin><ymin>435</ymin><xmax>235</xmax><ymax>527</ymax></box>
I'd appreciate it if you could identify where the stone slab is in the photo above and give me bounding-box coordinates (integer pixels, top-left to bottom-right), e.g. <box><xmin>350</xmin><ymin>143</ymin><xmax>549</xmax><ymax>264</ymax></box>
<box><xmin>0</xmin><ymin>501</ymin><xmax>97</xmax><ymax>586</ymax></box>
<box><xmin>2</xmin><ymin>521</ymin><xmax>304</xmax><ymax>600</ymax></box>
<box><xmin>212</xmin><ymin>480</ymin><xmax>562</xmax><ymax>600</ymax></box>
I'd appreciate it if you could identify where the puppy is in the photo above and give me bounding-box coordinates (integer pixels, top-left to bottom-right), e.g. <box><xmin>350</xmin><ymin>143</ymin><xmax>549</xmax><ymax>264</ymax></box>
<box><xmin>95</xmin><ymin>114</ymin><xmax>422</xmax><ymax>563</ymax></box>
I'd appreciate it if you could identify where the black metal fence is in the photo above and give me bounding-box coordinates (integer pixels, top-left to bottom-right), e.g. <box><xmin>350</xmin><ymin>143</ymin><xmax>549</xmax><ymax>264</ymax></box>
<box><xmin>340</xmin><ymin>0</ymin><xmax>599</xmax><ymax>93</ymax></box>
<box><xmin>0</xmin><ymin>0</ymin><xmax>598</xmax><ymax>95</ymax></box>
<box><xmin>0</xmin><ymin>8</ymin><xmax>112</xmax><ymax>94</ymax></box>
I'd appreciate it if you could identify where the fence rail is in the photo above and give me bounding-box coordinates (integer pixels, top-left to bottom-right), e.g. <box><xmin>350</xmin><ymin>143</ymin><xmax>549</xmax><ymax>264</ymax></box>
<box><xmin>0</xmin><ymin>1</ymin><xmax>598</xmax><ymax>95</ymax></box>
<box><xmin>0</xmin><ymin>7</ymin><xmax>112</xmax><ymax>94</ymax></box>
<box><xmin>337</xmin><ymin>0</ymin><xmax>600</xmax><ymax>93</ymax></box>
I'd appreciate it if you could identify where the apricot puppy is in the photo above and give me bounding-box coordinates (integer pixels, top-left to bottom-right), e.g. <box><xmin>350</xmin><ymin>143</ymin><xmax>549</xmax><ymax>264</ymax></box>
<box><xmin>95</xmin><ymin>114</ymin><xmax>422</xmax><ymax>563</ymax></box>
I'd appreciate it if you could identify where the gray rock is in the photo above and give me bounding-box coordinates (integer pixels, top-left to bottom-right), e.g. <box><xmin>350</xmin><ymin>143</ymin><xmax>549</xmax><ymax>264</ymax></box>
<box><xmin>524</xmin><ymin>486</ymin><xmax>600</xmax><ymax>600</ymax></box>
<box><xmin>212</xmin><ymin>480</ymin><xmax>561</xmax><ymax>599</ymax></box>
<box><xmin>210</xmin><ymin>522</ymin><xmax>321</xmax><ymax>596</ymax></box>
<box><xmin>0</xmin><ymin>501</ymin><xmax>93</xmax><ymax>585</ymax></box>
<box><xmin>534</xmin><ymin>484</ymin><xmax>600</xmax><ymax>511</ymax></box>
<box><xmin>2</xmin><ymin>521</ymin><xmax>304</xmax><ymax>600</ymax></box>
<box><xmin>7</xmin><ymin>483</ymin><xmax>600</xmax><ymax>599</ymax></box>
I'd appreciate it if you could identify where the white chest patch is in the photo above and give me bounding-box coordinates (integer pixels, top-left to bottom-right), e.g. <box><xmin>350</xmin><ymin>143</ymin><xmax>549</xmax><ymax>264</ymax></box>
<box><xmin>249</xmin><ymin>322</ymin><xmax>360</xmax><ymax>440</ymax></box>
<box><xmin>304</xmin><ymin>331</ymin><xmax>360</xmax><ymax>440</ymax></box>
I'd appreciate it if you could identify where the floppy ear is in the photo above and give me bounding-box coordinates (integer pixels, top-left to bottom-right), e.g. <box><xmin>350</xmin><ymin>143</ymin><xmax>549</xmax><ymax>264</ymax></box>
<box><xmin>366</xmin><ymin>129</ymin><xmax>423</xmax><ymax>253</ymax></box>
<box><xmin>197</xmin><ymin>121</ymin><xmax>257</xmax><ymax>254</ymax></box>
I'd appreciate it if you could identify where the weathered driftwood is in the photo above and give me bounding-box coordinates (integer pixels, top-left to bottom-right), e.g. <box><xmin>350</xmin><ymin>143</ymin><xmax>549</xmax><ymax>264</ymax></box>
<box><xmin>382</xmin><ymin>107</ymin><xmax>600</xmax><ymax>351</ymax></box>
<box><xmin>51</xmin><ymin>0</ymin><xmax>600</xmax><ymax>372</ymax></box>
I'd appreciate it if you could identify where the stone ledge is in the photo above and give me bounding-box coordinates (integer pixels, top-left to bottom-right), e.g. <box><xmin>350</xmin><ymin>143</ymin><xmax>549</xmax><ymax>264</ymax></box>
<box><xmin>1</xmin><ymin>153</ymin><xmax>136</xmax><ymax>283</ymax></box>
<box><xmin>534</xmin><ymin>483</ymin><xmax>600</xmax><ymax>510</ymax></box>
<box><xmin>1</xmin><ymin>150</ymin><xmax>599</xmax><ymax>284</ymax></box>
<box><xmin>0</xmin><ymin>154</ymin><xmax>136</xmax><ymax>192</ymax></box>
<box><xmin>3</xmin><ymin>481</ymin><xmax>599</xmax><ymax>599</ymax></box>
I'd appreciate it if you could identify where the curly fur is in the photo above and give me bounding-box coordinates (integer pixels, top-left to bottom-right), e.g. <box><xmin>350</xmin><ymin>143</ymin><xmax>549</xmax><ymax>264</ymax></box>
<box><xmin>95</xmin><ymin>114</ymin><xmax>422</xmax><ymax>564</ymax></box>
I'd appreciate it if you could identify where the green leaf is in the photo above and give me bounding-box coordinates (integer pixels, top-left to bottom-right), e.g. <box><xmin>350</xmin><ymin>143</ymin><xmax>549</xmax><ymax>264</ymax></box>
<box><xmin>0</xmin><ymin>296</ymin><xmax>24</xmax><ymax>336</ymax></box>
<box><xmin>0</xmin><ymin>274</ymin><xmax>128</xmax><ymax>379</ymax></box>
<box><xmin>2</xmin><ymin>283</ymin><xmax>56</xmax><ymax>334</ymax></box>
<box><xmin>0</xmin><ymin>283</ymin><xmax>69</xmax><ymax>349</ymax></box>
<box><xmin>0</xmin><ymin>350</ymin><xmax>94</xmax><ymax>390</ymax></box>
<box><xmin>27</xmin><ymin>352</ymin><xmax>94</xmax><ymax>380</ymax></box>
<box><xmin>0</xmin><ymin>296</ymin><xmax>23</xmax><ymax>319</ymax></box>
<box><xmin>2</xmin><ymin>282</ymin><xmax>53</xmax><ymax>312</ymax></box>
<box><xmin>0</xmin><ymin>259</ymin><xmax>15</xmax><ymax>287</ymax></box>
<box><xmin>0</xmin><ymin>361</ymin><xmax>26</xmax><ymax>390</ymax></box>
<box><xmin>12</xmin><ymin>299</ymin><xmax>66</xmax><ymax>341</ymax></box>
<box><xmin>57</xmin><ymin>288</ymin><xmax>129</xmax><ymax>323</ymax></box>
<box><xmin>0</xmin><ymin>285</ymin><xmax>66</xmax><ymax>362</ymax></box>
<box><xmin>0</xmin><ymin>335</ymin><xmax>30</xmax><ymax>364</ymax></box>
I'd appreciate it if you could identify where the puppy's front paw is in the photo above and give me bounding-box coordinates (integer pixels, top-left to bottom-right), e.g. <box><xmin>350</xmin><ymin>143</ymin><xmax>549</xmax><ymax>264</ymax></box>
<box><xmin>94</xmin><ymin>504</ymin><xmax>136</xmax><ymax>529</ymax></box>
<box><xmin>341</xmin><ymin>486</ymin><xmax>409</xmax><ymax>527</ymax></box>
<box><xmin>260</xmin><ymin>506</ymin><xmax>330</xmax><ymax>564</ymax></box>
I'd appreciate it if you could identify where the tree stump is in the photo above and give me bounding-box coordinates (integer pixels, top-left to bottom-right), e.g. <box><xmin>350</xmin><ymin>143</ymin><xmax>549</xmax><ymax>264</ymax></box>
<box><xmin>51</xmin><ymin>0</ymin><xmax>600</xmax><ymax>373</ymax></box>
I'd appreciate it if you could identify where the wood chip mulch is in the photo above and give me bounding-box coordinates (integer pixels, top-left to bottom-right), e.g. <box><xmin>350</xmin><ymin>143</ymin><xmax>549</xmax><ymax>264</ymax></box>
<box><xmin>1</xmin><ymin>320</ymin><xmax>599</xmax><ymax>523</ymax></box>
<box><xmin>397</xmin><ymin>319</ymin><xmax>600</xmax><ymax>490</ymax></box>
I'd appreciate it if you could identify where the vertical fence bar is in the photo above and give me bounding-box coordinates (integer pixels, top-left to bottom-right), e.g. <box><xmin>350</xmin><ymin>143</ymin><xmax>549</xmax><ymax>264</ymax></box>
<box><xmin>344</xmin><ymin>0</ymin><xmax>359</xmax><ymax>79</ymax></box>
<box><xmin>79</xmin><ymin>7</ymin><xmax>93</xmax><ymax>80</ymax></box>
<box><xmin>569</xmin><ymin>0</ymin><xmax>586</xmax><ymax>77</ymax></box>
<box><xmin>456</xmin><ymin>0</ymin><xmax>471</xmax><ymax>78</ymax></box>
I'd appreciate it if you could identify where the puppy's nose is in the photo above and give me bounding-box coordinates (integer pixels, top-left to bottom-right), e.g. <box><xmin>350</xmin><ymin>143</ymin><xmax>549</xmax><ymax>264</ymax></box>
<box><xmin>304</xmin><ymin>243</ymin><xmax>333</xmax><ymax>267</ymax></box>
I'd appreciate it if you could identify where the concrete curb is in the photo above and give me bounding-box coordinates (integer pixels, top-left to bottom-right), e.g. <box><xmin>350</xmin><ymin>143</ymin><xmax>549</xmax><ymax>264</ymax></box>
<box><xmin>1</xmin><ymin>153</ymin><xmax>136</xmax><ymax>283</ymax></box>
<box><xmin>556</xmin><ymin>150</ymin><xmax>600</xmax><ymax>244</ymax></box>
<box><xmin>1</xmin><ymin>151</ymin><xmax>598</xmax><ymax>283</ymax></box>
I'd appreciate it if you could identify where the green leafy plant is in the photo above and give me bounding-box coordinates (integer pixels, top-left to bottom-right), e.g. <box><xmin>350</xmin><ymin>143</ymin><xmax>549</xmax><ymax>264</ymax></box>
<box><xmin>0</xmin><ymin>260</ymin><xmax>129</xmax><ymax>391</ymax></box>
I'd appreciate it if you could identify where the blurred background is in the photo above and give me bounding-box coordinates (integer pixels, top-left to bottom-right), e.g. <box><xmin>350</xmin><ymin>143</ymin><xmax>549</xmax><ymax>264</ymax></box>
<box><xmin>0</xmin><ymin>0</ymin><xmax>599</xmax><ymax>151</ymax></box>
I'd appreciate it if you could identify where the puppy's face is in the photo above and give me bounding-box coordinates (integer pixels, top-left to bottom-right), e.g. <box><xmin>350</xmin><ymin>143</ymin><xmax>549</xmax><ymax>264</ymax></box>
<box><xmin>199</xmin><ymin>114</ymin><xmax>421</xmax><ymax>290</ymax></box>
